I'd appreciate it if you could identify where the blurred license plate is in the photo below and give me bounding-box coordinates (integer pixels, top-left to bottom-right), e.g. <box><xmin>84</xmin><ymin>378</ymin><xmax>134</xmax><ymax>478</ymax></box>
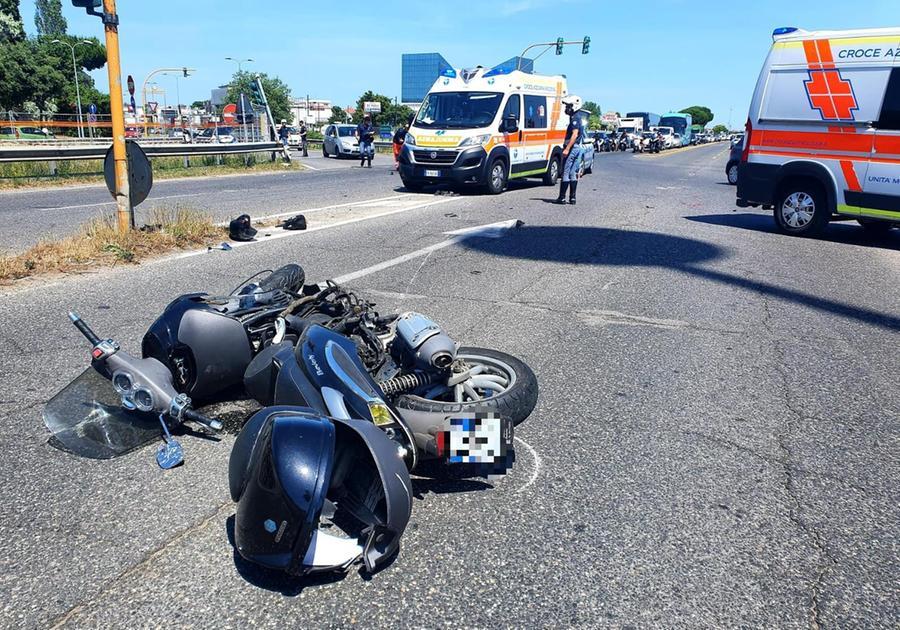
<box><xmin>438</xmin><ymin>412</ymin><xmax>512</xmax><ymax>466</ymax></box>
<box><xmin>424</xmin><ymin>169</ymin><xmax>441</xmax><ymax>177</ymax></box>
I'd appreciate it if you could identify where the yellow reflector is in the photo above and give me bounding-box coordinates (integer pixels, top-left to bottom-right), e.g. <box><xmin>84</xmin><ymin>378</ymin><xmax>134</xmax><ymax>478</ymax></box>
<box><xmin>368</xmin><ymin>402</ymin><xmax>393</xmax><ymax>427</ymax></box>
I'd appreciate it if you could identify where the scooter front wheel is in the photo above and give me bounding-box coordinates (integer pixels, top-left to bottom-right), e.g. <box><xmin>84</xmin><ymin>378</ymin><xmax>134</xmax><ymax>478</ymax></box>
<box><xmin>393</xmin><ymin>347</ymin><xmax>538</xmax><ymax>426</ymax></box>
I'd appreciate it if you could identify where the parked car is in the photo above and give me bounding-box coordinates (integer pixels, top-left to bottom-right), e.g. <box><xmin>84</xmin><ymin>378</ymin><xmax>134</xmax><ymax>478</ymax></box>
<box><xmin>196</xmin><ymin>127</ymin><xmax>235</xmax><ymax>144</ymax></box>
<box><xmin>726</xmin><ymin>136</ymin><xmax>744</xmax><ymax>185</ymax></box>
<box><xmin>578</xmin><ymin>132</ymin><xmax>595</xmax><ymax>176</ymax></box>
<box><xmin>2</xmin><ymin>126</ymin><xmax>54</xmax><ymax>140</ymax></box>
<box><xmin>322</xmin><ymin>124</ymin><xmax>360</xmax><ymax>158</ymax></box>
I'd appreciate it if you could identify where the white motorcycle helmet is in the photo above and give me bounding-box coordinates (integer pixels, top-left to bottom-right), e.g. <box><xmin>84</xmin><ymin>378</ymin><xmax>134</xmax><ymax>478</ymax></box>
<box><xmin>561</xmin><ymin>94</ymin><xmax>583</xmax><ymax>114</ymax></box>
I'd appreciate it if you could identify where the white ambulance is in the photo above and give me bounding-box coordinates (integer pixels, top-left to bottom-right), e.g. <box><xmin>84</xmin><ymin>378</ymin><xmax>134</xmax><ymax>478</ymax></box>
<box><xmin>737</xmin><ymin>26</ymin><xmax>900</xmax><ymax>236</ymax></box>
<box><xmin>399</xmin><ymin>66</ymin><xmax>572</xmax><ymax>194</ymax></box>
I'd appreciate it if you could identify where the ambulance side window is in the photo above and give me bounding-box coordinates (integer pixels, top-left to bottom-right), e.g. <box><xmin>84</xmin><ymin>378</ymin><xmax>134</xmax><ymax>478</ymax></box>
<box><xmin>524</xmin><ymin>95</ymin><xmax>547</xmax><ymax>129</ymax></box>
<box><xmin>501</xmin><ymin>95</ymin><xmax>520</xmax><ymax>129</ymax></box>
<box><xmin>876</xmin><ymin>68</ymin><xmax>900</xmax><ymax>130</ymax></box>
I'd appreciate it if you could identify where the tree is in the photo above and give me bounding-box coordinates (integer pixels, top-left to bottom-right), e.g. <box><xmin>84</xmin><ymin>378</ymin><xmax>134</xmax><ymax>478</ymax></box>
<box><xmin>327</xmin><ymin>105</ymin><xmax>348</xmax><ymax>123</ymax></box>
<box><xmin>582</xmin><ymin>100</ymin><xmax>600</xmax><ymax>116</ymax></box>
<box><xmin>352</xmin><ymin>91</ymin><xmax>412</xmax><ymax>127</ymax></box>
<box><xmin>0</xmin><ymin>0</ymin><xmax>24</xmax><ymax>42</ymax></box>
<box><xmin>588</xmin><ymin>113</ymin><xmax>601</xmax><ymax>130</ymax></box>
<box><xmin>712</xmin><ymin>124</ymin><xmax>728</xmax><ymax>134</ymax></box>
<box><xmin>224</xmin><ymin>70</ymin><xmax>292</xmax><ymax>124</ymax></box>
<box><xmin>34</xmin><ymin>0</ymin><xmax>67</xmax><ymax>37</ymax></box>
<box><xmin>680</xmin><ymin>105</ymin><xmax>714</xmax><ymax>127</ymax></box>
<box><xmin>0</xmin><ymin>39</ymin><xmax>66</xmax><ymax>112</ymax></box>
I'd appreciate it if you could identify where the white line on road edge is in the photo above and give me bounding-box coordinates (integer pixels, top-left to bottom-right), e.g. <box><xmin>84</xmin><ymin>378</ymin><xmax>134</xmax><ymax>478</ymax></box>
<box><xmin>168</xmin><ymin>196</ymin><xmax>466</xmax><ymax>263</ymax></box>
<box><xmin>331</xmin><ymin>219</ymin><xmax>521</xmax><ymax>285</ymax></box>
<box><xmin>514</xmin><ymin>436</ymin><xmax>542</xmax><ymax>493</ymax></box>
<box><xmin>39</xmin><ymin>191</ymin><xmax>219</xmax><ymax>212</ymax></box>
<box><xmin>213</xmin><ymin>193</ymin><xmax>415</xmax><ymax>226</ymax></box>
<box><xmin>298</xmin><ymin>161</ymin><xmax>319</xmax><ymax>171</ymax></box>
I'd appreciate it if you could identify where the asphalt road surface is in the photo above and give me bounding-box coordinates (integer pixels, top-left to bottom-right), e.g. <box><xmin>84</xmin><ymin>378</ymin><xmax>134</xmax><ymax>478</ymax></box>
<box><xmin>0</xmin><ymin>144</ymin><xmax>897</xmax><ymax>628</ymax></box>
<box><xmin>0</xmin><ymin>148</ymin><xmax>388</xmax><ymax>253</ymax></box>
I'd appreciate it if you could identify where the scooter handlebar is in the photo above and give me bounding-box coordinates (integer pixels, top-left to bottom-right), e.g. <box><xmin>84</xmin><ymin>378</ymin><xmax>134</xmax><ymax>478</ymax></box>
<box><xmin>68</xmin><ymin>311</ymin><xmax>101</xmax><ymax>346</ymax></box>
<box><xmin>182</xmin><ymin>408</ymin><xmax>223</xmax><ymax>432</ymax></box>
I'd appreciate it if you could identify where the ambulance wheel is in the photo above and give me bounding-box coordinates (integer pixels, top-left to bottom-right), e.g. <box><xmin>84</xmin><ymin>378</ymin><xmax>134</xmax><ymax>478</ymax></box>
<box><xmin>774</xmin><ymin>181</ymin><xmax>829</xmax><ymax>237</ymax></box>
<box><xmin>485</xmin><ymin>158</ymin><xmax>507</xmax><ymax>194</ymax></box>
<box><xmin>856</xmin><ymin>218</ymin><xmax>895</xmax><ymax>233</ymax></box>
<box><xmin>542</xmin><ymin>156</ymin><xmax>560</xmax><ymax>185</ymax></box>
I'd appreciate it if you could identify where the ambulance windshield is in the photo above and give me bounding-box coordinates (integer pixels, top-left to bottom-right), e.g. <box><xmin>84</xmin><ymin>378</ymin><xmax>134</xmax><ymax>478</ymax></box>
<box><xmin>416</xmin><ymin>92</ymin><xmax>503</xmax><ymax>129</ymax></box>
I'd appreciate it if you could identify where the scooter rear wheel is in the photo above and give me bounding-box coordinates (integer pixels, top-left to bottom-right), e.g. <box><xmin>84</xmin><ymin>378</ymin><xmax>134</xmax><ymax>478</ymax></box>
<box><xmin>394</xmin><ymin>347</ymin><xmax>538</xmax><ymax>426</ymax></box>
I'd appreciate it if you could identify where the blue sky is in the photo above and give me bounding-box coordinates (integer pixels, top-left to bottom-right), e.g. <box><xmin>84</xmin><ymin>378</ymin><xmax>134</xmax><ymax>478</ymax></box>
<box><xmin>19</xmin><ymin>0</ymin><xmax>900</xmax><ymax>128</ymax></box>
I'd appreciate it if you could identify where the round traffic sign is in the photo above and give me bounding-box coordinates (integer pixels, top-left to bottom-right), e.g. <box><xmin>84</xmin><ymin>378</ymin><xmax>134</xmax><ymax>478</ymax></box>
<box><xmin>104</xmin><ymin>141</ymin><xmax>153</xmax><ymax>207</ymax></box>
<box><xmin>222</xmin><ymin>103</ymin><xmax>237</xmax><ymax>124</ymax></box>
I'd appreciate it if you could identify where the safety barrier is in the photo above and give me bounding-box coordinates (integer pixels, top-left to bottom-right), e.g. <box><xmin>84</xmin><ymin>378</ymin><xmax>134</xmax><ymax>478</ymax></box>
<box><xmin>0</xmin><ymin>140</ymin><xmax>283</xmax><ymax>163</ymax></box>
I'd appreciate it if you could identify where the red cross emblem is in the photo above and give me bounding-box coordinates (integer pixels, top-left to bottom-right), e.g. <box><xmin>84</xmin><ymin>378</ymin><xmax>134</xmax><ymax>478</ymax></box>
<box><xmin>804</xmin><ymin>70</ymin><xmax>858</xmax><ymax>121</ymax></box>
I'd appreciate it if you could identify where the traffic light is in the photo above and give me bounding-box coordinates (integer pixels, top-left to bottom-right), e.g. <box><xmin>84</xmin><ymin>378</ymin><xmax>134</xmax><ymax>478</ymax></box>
<box><xmin>582</xmin><ymin>36</ymin><xmax>590</xmax><ymax>54</ymax></box>
<box><xmin>555</xmin><ymin>37</ymin><xmax>564</xmax><ymax>55</ymax></box>
<box><xmin>71</xmin><ymin>0</ymin><xmax>101</xmax><ymax>6</ymax></box>
<box><xmin>249</xmin><ymin>78</ymin><xmax>263</xmax><ymax>105</ymax></box>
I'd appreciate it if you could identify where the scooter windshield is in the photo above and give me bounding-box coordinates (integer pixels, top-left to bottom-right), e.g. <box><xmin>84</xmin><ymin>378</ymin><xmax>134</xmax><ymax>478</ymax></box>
<box><xmin>43</xmin><ymin>366</ymin><xmax>161</xmax><ymax>459</ymax></box>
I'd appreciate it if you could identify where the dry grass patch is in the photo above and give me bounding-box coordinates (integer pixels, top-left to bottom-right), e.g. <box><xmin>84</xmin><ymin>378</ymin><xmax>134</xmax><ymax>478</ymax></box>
<box><xmin>0</xmin><ymin>206</ymin><xmax>225</xmax><ymax>284</ymax></box>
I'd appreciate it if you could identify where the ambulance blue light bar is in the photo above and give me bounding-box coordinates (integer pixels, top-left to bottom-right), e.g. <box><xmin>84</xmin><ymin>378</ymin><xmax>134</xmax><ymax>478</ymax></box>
<box><xmin>772</xmin><ymin>27</ymin><xmax>799</xmax><ymax>37</ymax></box>
<box><xmin>441</xmin><ymin>68</ymin><xmax>457</xmax><ymax>78</ymax></box>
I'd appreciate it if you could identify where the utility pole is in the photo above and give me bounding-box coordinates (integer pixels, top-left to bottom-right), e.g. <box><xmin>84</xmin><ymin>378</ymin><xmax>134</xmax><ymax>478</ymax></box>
<box><xmin>101</xmin><ymin>0</ymin><xmax>132</xmax><ymax>231</ymax></box>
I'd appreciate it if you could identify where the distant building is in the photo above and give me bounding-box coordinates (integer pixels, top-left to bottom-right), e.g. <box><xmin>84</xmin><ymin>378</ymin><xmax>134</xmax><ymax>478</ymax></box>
<box><xmin>290</xmin><ymin>97</ymin><xmax>332</xmax><ymax>126</ymax></box>
<box><xmin>402</xmin><ymin>53</ymin><xmax>453</xmax><ymax>104</ymax></box>
<box><xmin>492</xmin><ymin>56</ymin><xmax>534</xmax><ymax>74</ymax></box>
<box><xmin>401</xmin><ymin>53</ymin><xmax>534</xmax><ymax>105</ymax></box>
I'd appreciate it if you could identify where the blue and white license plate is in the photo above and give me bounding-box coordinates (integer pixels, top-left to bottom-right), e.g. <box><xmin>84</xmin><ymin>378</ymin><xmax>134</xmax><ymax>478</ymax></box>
<box><xmin>424</xmin><ymin>169</ymin><xmax>441</xmax><ymax>178</ymax></box>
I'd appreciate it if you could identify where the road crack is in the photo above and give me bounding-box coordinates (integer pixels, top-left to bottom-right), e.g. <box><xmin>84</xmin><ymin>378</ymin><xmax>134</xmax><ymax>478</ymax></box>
<box><xmin>763</xmin><ymin>296</ymin><xmax>837</xmax><ymax>630</ymax></box>
<box><xmin>47</xmin><ymin>499</ymin><xmax>232</xmax><ymax>629</ymax></box>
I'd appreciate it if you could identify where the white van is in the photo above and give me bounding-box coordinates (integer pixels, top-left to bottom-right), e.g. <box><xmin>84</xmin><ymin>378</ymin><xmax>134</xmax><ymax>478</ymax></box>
<box><xmin>737</xmin><ymin>26</ymin><xmax>900</xmax><ymax>235</ymax></box>
<box><xmin>399</xmin><ymin>66</ymin><xmax>571</xmax><ymax>194</ymax></box>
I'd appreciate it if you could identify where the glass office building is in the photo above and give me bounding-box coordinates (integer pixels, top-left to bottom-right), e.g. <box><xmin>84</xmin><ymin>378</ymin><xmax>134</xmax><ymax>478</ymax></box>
<box><xmin>402</xmin><ymin>53</ymin><xmax>454</xmax><ymax>104</ymax></box>
<box><xmin>401</xmin><ymin>54</ymin><xmax>535</xmax><ymax>105</ymax></box>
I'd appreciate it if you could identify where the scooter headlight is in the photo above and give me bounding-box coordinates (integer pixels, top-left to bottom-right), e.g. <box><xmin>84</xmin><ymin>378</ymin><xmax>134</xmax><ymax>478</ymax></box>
<box><xmin>133</xmin><ymin>388</ymin><xmax>155</xmax><ymax>412</ymax></box>
<box><xmin>112</xmin><ymin>371</ymin><xmax>133</xmax><ymax>394</ymax></box>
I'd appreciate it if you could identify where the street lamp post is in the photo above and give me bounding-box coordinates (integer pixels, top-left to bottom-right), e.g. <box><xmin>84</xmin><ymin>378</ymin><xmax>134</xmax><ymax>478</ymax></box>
<box><xmin>225</xmin><ymin>57</ymin><xmax>253</xmax><ymax>142</ymax></box>
<box><xmin>51</xmin><ymin>39</ymin><xmax>92</xmax><ymax>139</ymax></box>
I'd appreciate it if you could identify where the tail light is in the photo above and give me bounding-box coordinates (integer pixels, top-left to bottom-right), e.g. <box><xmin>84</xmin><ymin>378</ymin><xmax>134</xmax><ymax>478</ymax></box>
<box><xmin>741</xmin><ymin>118</ymin><xmax>752</xmax><ymax>163</ymax></box>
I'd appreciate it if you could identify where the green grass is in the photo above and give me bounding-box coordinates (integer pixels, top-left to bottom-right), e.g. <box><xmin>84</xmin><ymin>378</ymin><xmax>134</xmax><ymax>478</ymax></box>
<box><xmin>0</xmin><ymin>151</ymin><xmax>300</xmax><ymax>190</ymax></box>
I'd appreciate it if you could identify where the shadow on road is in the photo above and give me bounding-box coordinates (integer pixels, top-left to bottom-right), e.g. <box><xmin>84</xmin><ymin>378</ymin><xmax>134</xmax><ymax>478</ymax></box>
<box><xmin>458</xmin><ymin>225</ymin><xmax>900</xmax><ymax>331</ymax></box>
<box><xmin>686</xmin><ymin>213</ymin><xmax>900</xmax><ymax>250</ymax></box>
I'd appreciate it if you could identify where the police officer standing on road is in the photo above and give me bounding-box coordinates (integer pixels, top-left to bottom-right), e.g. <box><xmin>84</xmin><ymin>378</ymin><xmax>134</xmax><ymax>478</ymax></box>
<box><xmin>278</xmin><ymin>119</ymin><xmax>290</xmax><ymax>148</ymax></box>
<box><xmin>356</xmin><ymin>114</ymin><xmax>375</xmax><ymax>168</ymax></box>
<box><xmin>555</xmin><ymin>95</ymin><xmax>584</xmax><ymax>205</ymax></box>
<box><xmin>299</xmin><ymin>120</ymin><xmax>308</xmax><ymax>157</ymax></box>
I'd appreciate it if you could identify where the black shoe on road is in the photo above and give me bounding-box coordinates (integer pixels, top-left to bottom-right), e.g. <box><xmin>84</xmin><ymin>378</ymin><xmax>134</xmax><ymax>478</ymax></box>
<box><xmin>554</xmin><ymin>197</ymin><xmax>567</xmax><ymax>205</ymax></box>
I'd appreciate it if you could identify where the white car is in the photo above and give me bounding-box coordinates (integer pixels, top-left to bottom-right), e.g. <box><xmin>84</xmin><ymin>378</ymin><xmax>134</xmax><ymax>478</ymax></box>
<box><xmin>655</xmin><ymin>126</ymin><xmax>677</xmax><ymax>149</ymax></box>
<box><xmin>322</xmin><ymin>124</ymin><xmax>360</xmax><ymax>158</ymax></box>
<box><xmin>287</xmin><ymin>128</ymin><xmax>303</xmax><ymax>147</ymax></box>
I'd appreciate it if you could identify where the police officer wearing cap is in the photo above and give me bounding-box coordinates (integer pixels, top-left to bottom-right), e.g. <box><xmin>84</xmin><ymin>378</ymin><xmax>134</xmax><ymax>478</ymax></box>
<box><xmin>556</xmin><ymin>95</ymin><xmax>584</xmax><ymax>205</ymax></box>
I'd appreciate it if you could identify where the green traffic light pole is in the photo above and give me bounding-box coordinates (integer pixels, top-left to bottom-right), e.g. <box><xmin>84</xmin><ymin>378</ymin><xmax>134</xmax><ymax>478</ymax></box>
<box><xmin>516</xmin><ymin>37</ymin><xmax>591</xmax><ymax>71</ymax></box>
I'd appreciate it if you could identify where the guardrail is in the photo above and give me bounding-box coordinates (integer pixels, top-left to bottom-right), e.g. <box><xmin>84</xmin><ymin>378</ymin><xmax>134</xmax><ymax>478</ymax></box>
<box><xmin>0</xmin><ymin>140</ymin><xmax>284</xmax><ymax>163</ymax></box>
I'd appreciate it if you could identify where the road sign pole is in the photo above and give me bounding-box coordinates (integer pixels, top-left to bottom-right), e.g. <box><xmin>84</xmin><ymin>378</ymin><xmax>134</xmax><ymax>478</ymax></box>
<box><xmin>102</xmin><ymin>0</ymin><xmax>133</xmax><ymax>231</ymax></box>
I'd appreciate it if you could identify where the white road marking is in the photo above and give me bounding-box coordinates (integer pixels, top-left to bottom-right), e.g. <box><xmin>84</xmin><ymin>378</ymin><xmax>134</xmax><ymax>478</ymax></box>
<box><xmin>332</xmin><ymin>219</ymin><xmax>520</xmax><ymax>285</ymax></box>
<box><xmin>169</xmin><ymin>196</ymin><xmax>464</xmax><ymax>262</ymax></box>
<box><xmin>298</xmin><ymin>161</ymin><xmax>319</xmax><ymax>171</ymax></box>
<box><xmin>514</xmin><ymin>436</ymin><xmax>542</xmax><ymax>493</ymax></box>
<box><xmin>223</xmin><ymin>194</ymin><xmax>414</xmax><ymax>225</ymax></box>
<box><xmin>38</xmin><ymin>192</ymin><xmax>212</xmax><ymax>212</ymax></box>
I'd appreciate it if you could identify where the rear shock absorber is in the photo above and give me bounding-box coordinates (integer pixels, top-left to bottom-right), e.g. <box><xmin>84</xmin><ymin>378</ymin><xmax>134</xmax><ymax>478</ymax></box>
<box><xmin>378</xmin><ymin>372</ymin><xmax>439</xmax><ymax>396</ymax></box>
